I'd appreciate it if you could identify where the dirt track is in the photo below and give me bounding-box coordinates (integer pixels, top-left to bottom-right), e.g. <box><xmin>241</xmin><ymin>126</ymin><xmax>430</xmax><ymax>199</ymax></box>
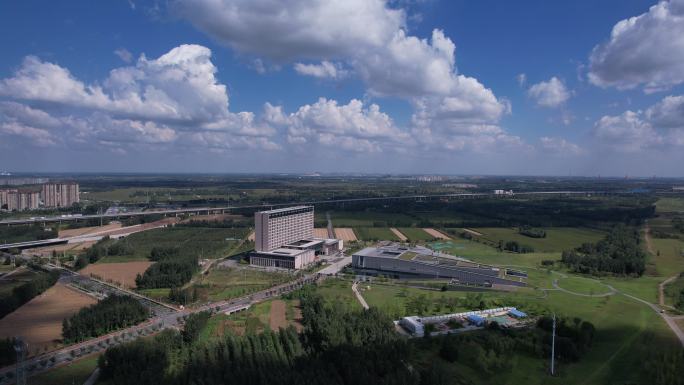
<box><xmin>0</xmin><ymin>283</ymin><xmax>96</xmax><ymax>356</ymax></box>
<box><xmin>269</xmin><ymin>300</ymin><xmax>288</xmax><ymax>331</ymax></box>
<box><xmin>58</xmin><ymin>223</ymin><xmax>122</xmax><ymax>238</ymax></box>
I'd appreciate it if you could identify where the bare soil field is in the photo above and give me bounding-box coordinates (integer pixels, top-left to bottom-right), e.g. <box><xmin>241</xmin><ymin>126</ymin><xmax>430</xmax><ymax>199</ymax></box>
<box><xmin>269</xmin><ymin>300</ymin><xmax>288</xmax><ymax>330</ymax></box>
<box><xmin>314</xmin><ymin>228</ymin><xmax>330</xmax><ymax>238</ymax></box>
<box><xmin>390</xmin><ymin>228</ymin><xmax>408</xmax><ymax>241</ymax></box>
<box><xmin>247</xmin><ymin>231</ymin><xmax>255</xmax><ymax>241</ymax></box>
<box><xmin>423</xmin><ymin>228</ymin><xmax>450</xmax><ymax>240</ymax></box>
<box><xmin>334</xmin><ymin>228</ymin><xmax>357</xmax><ymax>241</ymax></box>
<box><xmin>0</xmin><ymin>283</ymin><xmax>96</xmax><ymax>356</ymax></box>
<box><xmin>462</xmin><ymin>228</ymin><xmax>483</xmax><ymax>236</ymax></box>
<box><xmin>80</xmin><ymin>261</ymin><xmax>154</xmax><ymax>288</ymax></box>
<box><xmin>58</xmin><ymin>223</ymin><xmax>122</xmax><ymax>238</ymax></box>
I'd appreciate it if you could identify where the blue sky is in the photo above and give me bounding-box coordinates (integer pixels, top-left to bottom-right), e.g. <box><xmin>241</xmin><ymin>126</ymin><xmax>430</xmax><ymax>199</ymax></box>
<box><xmin>1</xmin><ymin>0</ymin><xmax>683</xmax><ymax>176</ymax></box>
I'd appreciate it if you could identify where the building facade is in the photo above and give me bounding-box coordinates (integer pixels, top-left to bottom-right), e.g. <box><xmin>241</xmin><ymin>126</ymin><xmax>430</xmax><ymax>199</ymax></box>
<box><xmin>254</xmin><ymin>206</ymin><xmax>314</xmax><ymax>252</ymax></box>
<box><xmin>42</xmin><ymin>182</ymin><xmax>80</xmax><ymax>208</ymax></box>
<box><xmin>2</xmin><ymin>190</ymin><xmax>40</xmax><ymax>211</ymax></box>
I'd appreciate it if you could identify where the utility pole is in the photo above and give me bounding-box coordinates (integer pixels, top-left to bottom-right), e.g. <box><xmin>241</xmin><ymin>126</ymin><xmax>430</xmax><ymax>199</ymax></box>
<box><xmin>550</xmin><ymin>313</ymin><xmax>556</xmax><ymax>376</ymax></box>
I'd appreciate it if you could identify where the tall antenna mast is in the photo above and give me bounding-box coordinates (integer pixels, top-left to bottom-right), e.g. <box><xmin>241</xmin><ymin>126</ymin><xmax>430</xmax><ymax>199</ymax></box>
<box><xmin>550</xmin><ymin>313</ymin><xmax>556</xmax><ymax>376</ymax></box>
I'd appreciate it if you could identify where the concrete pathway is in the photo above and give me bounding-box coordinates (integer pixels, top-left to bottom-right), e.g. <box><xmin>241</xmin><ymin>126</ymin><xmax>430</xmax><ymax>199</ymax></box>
<box><xmin>351</xmin><ymin>282</ymin><xmax>369</xmax><ymax>310</ymax></box>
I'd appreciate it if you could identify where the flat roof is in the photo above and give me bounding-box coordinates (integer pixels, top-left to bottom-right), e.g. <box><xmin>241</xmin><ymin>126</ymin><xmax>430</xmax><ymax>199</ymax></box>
<box><xmin>353</xmin><ymin>244</ymin><xmax>496</xmax><ymax>270</ymax></box>
<box><xmin>254</xmin><ymin>247</ymin><xmax>311</xmax><ymax>257</ymax></box>
<box><xmin>258</xmin><ymin>205</ymin><xmax>313</xmax><ymax>215</ymax></box>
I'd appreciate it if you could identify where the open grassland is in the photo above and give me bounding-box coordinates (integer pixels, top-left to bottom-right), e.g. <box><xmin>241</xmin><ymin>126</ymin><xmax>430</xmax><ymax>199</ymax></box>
<box><xmin>320</xmin><ymin>271</ymin><xmax>680</xmax><ymax>384</ymax></box>
<box><xmin>80</xmin><ymin>261</ymin><xmax>154</xmax><ymax>288</ymax></box>
<box><xmin>397</xmin><ymin>227</ymin><xmax>434</xmax><ymax>241</ymax></box>
<box><xmin>656</xmin><ymin>197</ymin><xmax>684</xmax><ymax>213</ymax></box>
<box><xmin>0</xmin><ymin>283</ymin><xmax>96</xmax><ymax>356</ymax></box>
<box><xmin>650</xmin><ymin>237</ymin><xmax>684</xmax><ymax>277</ymax></box>
<box><xmin>555</xmin><ymin>275</ymin><xmax>614</xmax><ymax>295</ymax></box>
<box><xmin>31</xmin><ymin>354</ymin><xmax>99</xmax><ymax>385</ymax></box>
<box><xmin>98</xmin><ymin>226</ymin><xmax>249</xmax><ymax>262</ymax></box>
<box><xmin>431</xmin><ymin>238</ymin><xmax>556</xmax><ymax>268</ymax></box>
<box><xmin>353</xmin><ymin>227</ymin><xmax>399</xmax><ymax>241</ymax></box>
<box><xmin>470</xmin><ymin>227</ymin><xmax>605</xmax><ymax>252</ymax></box>
<box><xmin>200</xmin><ymin>301</ymin><xmax>273</xmax><ymax>340</ymax></box>
<box><xmin>195</xmin><ymin>268</ymin><xmax>291</xmax><ymax>302</ymax></box>
<box><xmin>327</xmin><ymin>211</ymin><xmax>417</xmax><ymax>227</ymax></box>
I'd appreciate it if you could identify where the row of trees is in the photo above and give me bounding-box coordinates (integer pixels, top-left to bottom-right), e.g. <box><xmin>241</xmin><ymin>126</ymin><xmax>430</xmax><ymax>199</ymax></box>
<box><xmin>0</xmin><ymin>269</ymin><xmax>59</xmax><ymax>320</ymax></box>
<box><xmin>135</xmin><ymin>245</ymin><xmax>198</xmax><ymax>289</ymax></box>
<box><xmin>561</xmin><ymin>225</ymin><xmax>646</xmax><ymax>276</ymax></box>
<box><xmin>74</xmin><ymin>236</ymin><xmax>130</xmax><ymax>270</ymax></box>
<box><xmin>502</xmin><ymin>240</ymin><xmax>535</xmax><ymax>253</ymax></box>
<box><xmin>62</xmin><ymin>295</ymin><xmax>148</xmax><ymax>343</ymax></box>
<box><xmin>519</xmin><ymin>225</ymin><xmax>546</xmax><ymax>238</ymax></box>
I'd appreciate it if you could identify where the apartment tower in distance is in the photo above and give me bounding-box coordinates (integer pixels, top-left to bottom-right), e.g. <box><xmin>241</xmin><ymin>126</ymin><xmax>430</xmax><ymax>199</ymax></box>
<box><xmin>0</xmin><ymin>189</ymin><xmax>40</xmax><ymax>211</ymax></box>
<box><xmin>254</xmin><ymin>206</ymin><xmax>314</xmax><ymax>252</ymax></box>
<box><xmin>42</xmin><ymin>182</ymin><xmax>80</xmax><ymax>208</ymax></box>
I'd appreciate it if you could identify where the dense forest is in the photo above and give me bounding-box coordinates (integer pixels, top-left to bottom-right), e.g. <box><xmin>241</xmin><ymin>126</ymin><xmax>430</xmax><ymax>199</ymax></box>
<box><xmin>0</xmin><ymin>269</ymin><xmax>59</xmax><ymax>320</ymax></box>
<box><xmin>560</xmin><ymin>225</ymin><xmax>646</xmax><ymax>276</ymax></box>
<box><xmin>98</xmin><ymin>286</ymin><xmax>596</xmax><ymax>385</ymax></box>
<box><xmin>62</xmin><ymin>295</ymin><xmax>148</xmax><ymax>343</ymax></box>
<box><xmin>134</xmin><ymin>246</ymin><xmax>198</xmax><ymax>289</ymax></box>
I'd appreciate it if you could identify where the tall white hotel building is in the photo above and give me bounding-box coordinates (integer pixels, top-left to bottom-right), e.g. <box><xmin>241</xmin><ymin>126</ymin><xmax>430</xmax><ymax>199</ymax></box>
<box><xmin>254</xmin><ymin>206</ymin><xmax>314</xmax><ymax>252</ymax></box>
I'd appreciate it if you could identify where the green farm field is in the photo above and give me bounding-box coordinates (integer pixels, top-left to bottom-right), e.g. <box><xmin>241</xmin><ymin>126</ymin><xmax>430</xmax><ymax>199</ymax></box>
<box><xmin>397</xmin><ymin>227</ymin><xmax>434</xmax><ymax>241</ymax></box>
<box><xmin>353</xmin><ymin>227</ymin><xmax>399</xmax><ymax>241</ymax></box>
<box><xmin>326</xmin><ymin>211</ymin><xmax>417</xmax><ymax>227</ymax></box>
<box><xmin>470</xmin><ymin>227</ymin><xmax>605</xmax><ymax>252</ymax></box>
<box><xmin>97</xmin><ymin>227</ymin><xmax>250</xmax><ymax>262</ymax></box>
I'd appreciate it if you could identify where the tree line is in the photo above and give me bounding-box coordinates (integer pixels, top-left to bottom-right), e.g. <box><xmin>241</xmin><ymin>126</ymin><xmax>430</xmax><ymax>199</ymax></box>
<box><xmin>561</xmin><ymin>225</ymin><xmax>646</xmax><ymax>276</ymax></box>
<box><xmin>96</xmin><ymin>284</ymin><xmax>598</xmax><ymax>385</ymax></box>
<box><xmin>62</xmin><ymin>295</ymin><xmax>148</xmax><ymax>343</ymax></box>
<box><xmin>0</xmin><ymin>269</ymin><xmax>59</xmax><ymax>320</ymax></box>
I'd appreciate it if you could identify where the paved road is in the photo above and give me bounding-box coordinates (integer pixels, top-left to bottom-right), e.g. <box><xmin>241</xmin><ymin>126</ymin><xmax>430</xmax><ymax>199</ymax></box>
<box><xmin>317</xmin><ymin>255</ymin><xmax>351</xmax><ymax>276</ymax></box>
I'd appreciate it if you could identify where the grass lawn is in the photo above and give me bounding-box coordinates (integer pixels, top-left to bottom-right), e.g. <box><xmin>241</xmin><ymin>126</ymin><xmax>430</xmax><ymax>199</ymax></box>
<box><xmin>656</xmin><ymin>197</ymin><xmax>684</xmax><ymax>213</ymax></box>
<box><xmin>195</xmin><ymin>268</ymin><xmax>291</xmax><ymax>302</ymax></box>
<box><xmin>31</xmin><ymin>354</ymin><xmax>99</xmax><ymax>385</ymax></box>
<box><xmin>555</xmin><ymin>275</ymin><xmax>613</xmax><ymax>295</ymax></box>
<box><xmin>353</xmin><ymin>227</ymin><xmax>399</xmax><ymax>241</ymax></box>
<box><xmin>600</xmin><ymin>275</ymin><xmax>662</xmax><ymax>303</ymax></box>
<box><xmin>470</xmin><ymin>227</ymin><xmax>605</xmax><ymax>252</ymax></box>
<box><xmin>650</xmin><ymin>237</ymin><xmax>684</xmax><ymax>277</ymax></box>
<box><xmin>315</xmin><ymin>279</ymin><xmax>361</xmax><ymax>311</ymax></box>
<box><xmin>432</xmin><ymin>237</ymin><xmax>557</xmax><ymax>269</ymax></box>
<box><xmin>319</xmin><ymin>273</ymin><xmax>679</xmax><ymax>385</ymax></box>
<box><xmin>397</xmin><ymin>228</ymin><xmax>434</xmax><ymax>242</ymax></box>
<box><xmin>663</xmin><ymin>275</ymin><xmax>684</xmax><ymax>308</ymax></box>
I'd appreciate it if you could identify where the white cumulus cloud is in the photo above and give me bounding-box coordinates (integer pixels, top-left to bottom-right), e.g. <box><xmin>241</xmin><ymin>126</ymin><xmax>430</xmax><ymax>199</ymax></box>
<box><xmin>527</xmin><ymin>77</ymin><xmax>570</xmax><ymax>108</ymax></box>
<box><xmin>588</xmin><ymin>0</ymin><xmax>684</xmax><ymax>92</ymax></box>
<box><xmin>293</xmin><ymin>61</ymin><xmax>348</xmax><ymax>79</ymax></box>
